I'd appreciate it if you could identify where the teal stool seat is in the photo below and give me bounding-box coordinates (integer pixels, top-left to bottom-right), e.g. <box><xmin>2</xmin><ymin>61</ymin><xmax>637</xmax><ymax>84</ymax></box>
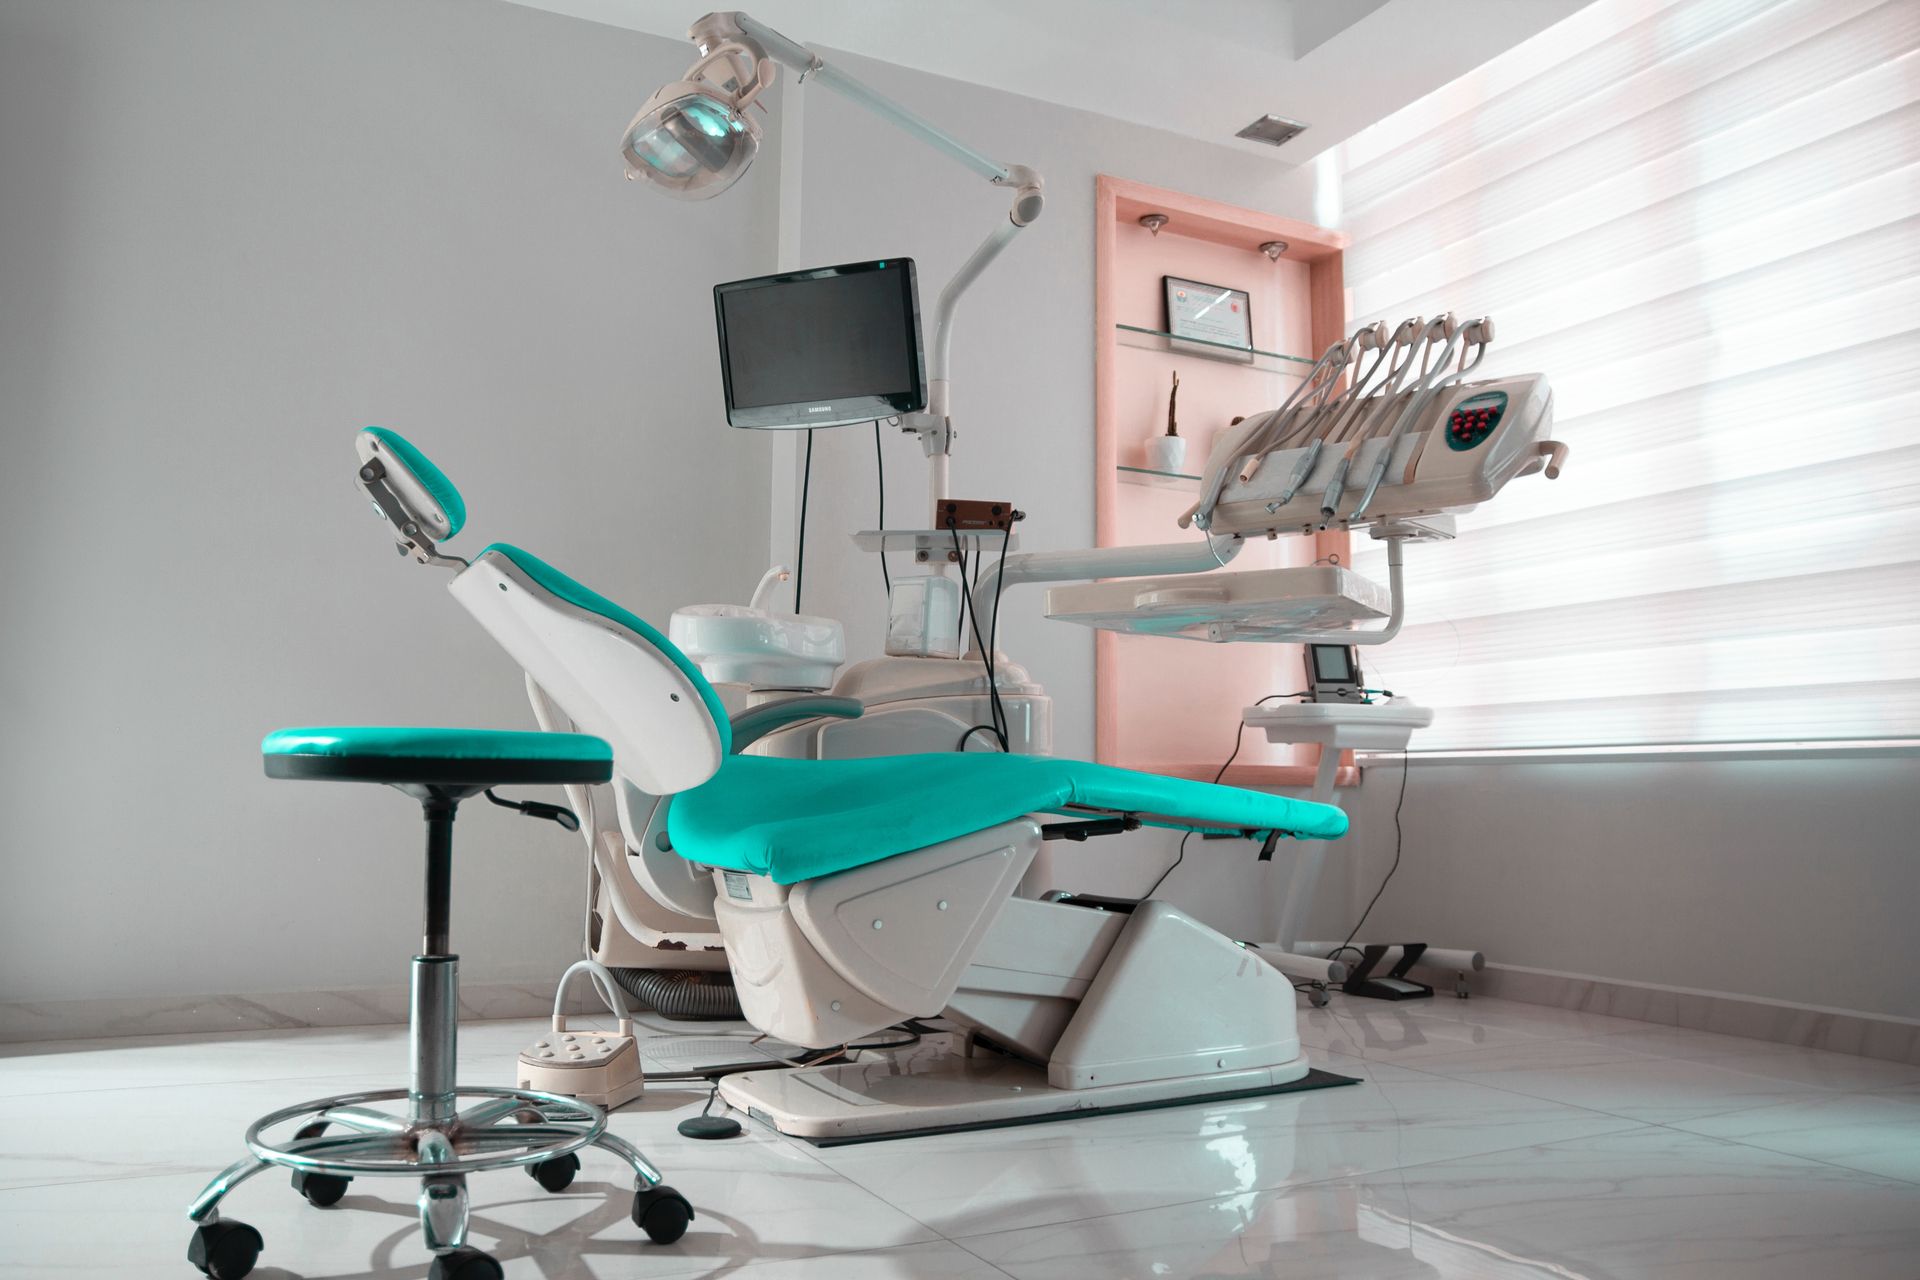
<box><xmin>669</xmin><ymin>753</ymin><xmax>1351</xmax><ymax>886</ymax></box>
<box><xmin>262</xmin><ymin>727</ymin><xmax>613</xmax><ymax>788</ymax></box>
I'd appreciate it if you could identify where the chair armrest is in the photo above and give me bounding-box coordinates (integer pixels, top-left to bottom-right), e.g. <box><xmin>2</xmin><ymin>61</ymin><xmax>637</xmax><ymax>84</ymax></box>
<box><xmin>728</xmin><ymin>696</ymin><xmax>863</xmax><ymax>753</ymax></box>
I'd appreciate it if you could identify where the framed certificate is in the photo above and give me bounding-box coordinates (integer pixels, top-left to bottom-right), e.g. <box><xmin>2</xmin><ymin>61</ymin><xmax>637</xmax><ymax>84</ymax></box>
<box><xmin>1164</xmin><ymin>276</ymin><xmax>1253</xmax><ymax>359</ymax></box>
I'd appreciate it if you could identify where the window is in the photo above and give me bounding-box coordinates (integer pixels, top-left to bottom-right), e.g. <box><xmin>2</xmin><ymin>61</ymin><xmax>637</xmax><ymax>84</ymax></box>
<box><xmin>1338</xmin><ymin>0</ymin><xmax>1919</xmax><ymax>750</ymax></box>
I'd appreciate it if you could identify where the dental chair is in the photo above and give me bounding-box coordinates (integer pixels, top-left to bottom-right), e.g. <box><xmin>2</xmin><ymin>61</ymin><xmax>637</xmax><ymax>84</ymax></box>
<box><xmin>355</xmin><ymin>427</ymin><xmax>1353</xmax><ymax>1140</ymax></box>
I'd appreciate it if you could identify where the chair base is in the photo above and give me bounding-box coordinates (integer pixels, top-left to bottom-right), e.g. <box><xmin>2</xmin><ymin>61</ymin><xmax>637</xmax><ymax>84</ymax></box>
<box><xmin>718</xmin><ymin>1041</ymin><xmax>1324</xmax><ymax>1143</ymax></box>
<box><xmin>186</xmin><ymin>1089</ymin><xmax>689</xmax><ymax>1275</ymax></box>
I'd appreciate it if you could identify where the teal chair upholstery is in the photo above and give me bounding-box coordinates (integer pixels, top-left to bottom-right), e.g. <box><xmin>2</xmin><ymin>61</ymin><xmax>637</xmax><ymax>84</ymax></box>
<box><xmin>671</xmin><ymin>753</ymin><xmax>1348</xmax><ymax>885</ymax></box>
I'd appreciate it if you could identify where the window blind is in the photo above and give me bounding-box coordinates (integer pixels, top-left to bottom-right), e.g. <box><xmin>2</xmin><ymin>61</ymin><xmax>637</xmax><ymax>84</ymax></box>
<box><xmin>1337</xmin><ymin>0</ymin><xmax>1920</xmax><ymax>750</ymax></box>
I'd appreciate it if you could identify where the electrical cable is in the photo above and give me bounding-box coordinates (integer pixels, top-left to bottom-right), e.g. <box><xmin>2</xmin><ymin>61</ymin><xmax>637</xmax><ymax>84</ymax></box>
<box><xmin>1335</xmin><ymin>748</ymin><xmax>1412</xmax><ymax>953</ymax></box>
<box><xmin>983</xmin><ymin>528</ymin><xmax>1011</xmax><ymax>737</ymax></box>
<box><xmin>1142</xmin><ymin>692</ymin><xmax>1306</xmax><ymax>899</ymax></box>
<box><xmin>794</xmin><ymin>428</ymin><xmax>814</xmax><ymax>613</ymax></box>
<box><xmin>873</xmin><ymin>421</ymin><xmax>889</xmax><ymax>597</ymax></box>
<box><xmin>951</xmin><ymin>528</ymin><xmax>1011</xmax><ymax>751</ymax></box>
<box><xmin>1143</xmin><ymin>831</ymin><xmax>1195</xmax><ymax>902</ymax></box>
<box><xmin>621</xmin><ymin>1022</ymin><xmax>925</xmax><ymax>1085</ymax></box>
<box><xmin>949</xmin><ymin>532</ymin><xmax>1003</xmax><ymax>748</ymax></box>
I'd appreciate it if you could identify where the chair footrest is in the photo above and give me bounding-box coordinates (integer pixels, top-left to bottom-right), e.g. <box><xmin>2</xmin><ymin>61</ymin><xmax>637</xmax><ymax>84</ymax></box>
<box><xmin>243</xmin><ymin>1086</ymin><xmax>605</xmax><ymax>1178</ymax></box>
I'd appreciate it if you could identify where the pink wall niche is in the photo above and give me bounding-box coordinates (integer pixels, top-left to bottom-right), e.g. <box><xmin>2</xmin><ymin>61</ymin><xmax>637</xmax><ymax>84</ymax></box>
<box><xmin>1093</xmin><ymin>176</ymin><xmax>1349</xmax><ymax>784</ymax></box>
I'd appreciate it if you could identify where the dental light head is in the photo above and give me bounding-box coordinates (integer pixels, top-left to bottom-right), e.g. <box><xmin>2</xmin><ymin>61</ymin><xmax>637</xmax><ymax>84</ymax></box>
<box><xmin>620</xmin><ymin>25</ymin><xmax>771</xmax><ymax>198</ymax></box>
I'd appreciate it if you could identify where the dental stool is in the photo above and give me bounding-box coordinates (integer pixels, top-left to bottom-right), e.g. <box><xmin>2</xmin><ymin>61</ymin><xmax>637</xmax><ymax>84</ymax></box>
<box><xmin>184</xmin><ymin>728</ymin><xmax>693</xmax><ymax>1280</ymax></box>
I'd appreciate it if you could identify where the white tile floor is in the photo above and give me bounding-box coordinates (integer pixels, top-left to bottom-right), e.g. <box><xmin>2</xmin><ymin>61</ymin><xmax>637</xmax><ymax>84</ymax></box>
<box><xmin>5</xmin><ymin>995</ymin><xmax>1920</xmax><ymax>1278</ymax></box>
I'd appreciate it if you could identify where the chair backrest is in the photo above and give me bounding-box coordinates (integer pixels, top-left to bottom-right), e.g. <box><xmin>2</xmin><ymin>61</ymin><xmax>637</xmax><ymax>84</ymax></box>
<box><xmin>351</xmin><ymin>427</ymin><xmax>728</xmax><ymax>797</ymax></box>
<box><xmin>448</xmin><ymin>544</ymin><xmax>729</xmax><ymax>796</ymax></box>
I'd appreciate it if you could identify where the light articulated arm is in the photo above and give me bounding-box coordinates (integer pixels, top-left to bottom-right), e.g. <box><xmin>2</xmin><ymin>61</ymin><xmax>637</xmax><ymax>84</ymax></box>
<box><xmin>697</xmin><ymin>11</ymin><xmax>1044</xmax><ymax>494</ymax></box>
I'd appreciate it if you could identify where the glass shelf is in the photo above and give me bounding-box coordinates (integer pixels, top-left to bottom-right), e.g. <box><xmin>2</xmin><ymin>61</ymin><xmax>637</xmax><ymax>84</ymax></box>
<box><xmin>851</xmin><ymin>528</ymin><xmax>1018</xmax><ymax>556</ymax></box>
<box><xmin>1116</xmin><ymin>323</ymin><xmax>1314</xmax><ymax>370</ymax></box>
<box><xmin>1117</xmin><ymin>464</ymin><xmax>1201</xmax><ymax>489</ymax></box>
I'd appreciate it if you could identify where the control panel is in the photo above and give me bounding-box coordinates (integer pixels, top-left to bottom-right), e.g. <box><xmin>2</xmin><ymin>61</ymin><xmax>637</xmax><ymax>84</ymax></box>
<box><xmin>1446</xmin><ymin>389</ymin><xmax>1507</xmax><ymax>451</ymax></box>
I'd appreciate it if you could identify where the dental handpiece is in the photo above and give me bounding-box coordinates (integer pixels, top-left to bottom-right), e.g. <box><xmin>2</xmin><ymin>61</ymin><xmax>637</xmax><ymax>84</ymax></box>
<box><xmin>1334</xmin><ymin>317</ymin><xmax>1422</xmax><ymax>444</ymax></box>
<box><xmin>1198</xmin><ymin>335</ymin><xmax>1351</xmax><ymax>521</ymax></box>
<box><xmin>1243</xmin><ymin>349</ymin><xmax>1351</xmax><ymax>480</ymax></box>
<box><xmin>1318</xmin><ymin>319</ymin><xmax>1436</xmax><ymax>524</ymax></box>
<box><xmin>1351</xmin><ymin>318</ymin><xmax>1451</xmax><ymax>514</ymax></box>
<box><xmin>1256</xmin><ymin>323</ymin><xmax>1386</xmax><ymax>506</ymax></box>
<box><xmin>1320</xmin><ymin>453</ymin><xmax>1355</xmax><ymax>528</ymax></box>
<box><xmin>1353</xmin><ymin>315</ymin><xmax>1487</xmax><ymax>520</ymax></box>
<box><xmin>1259</xmin><ymin>326</ymin><xmax>1392</xmax><ymax>518</ymax></box>
<box><xmin>1272</xmin><ymin>438</ymin><xmax>1325</xmax><ymax>511</ymax></box>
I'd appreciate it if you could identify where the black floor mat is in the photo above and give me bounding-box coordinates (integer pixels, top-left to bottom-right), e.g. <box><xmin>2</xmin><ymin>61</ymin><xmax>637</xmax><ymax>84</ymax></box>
<box><xmin>790</xmin><ymin>1067</ymin><xmax>1363</xmax><ymax>1147</ymax></box>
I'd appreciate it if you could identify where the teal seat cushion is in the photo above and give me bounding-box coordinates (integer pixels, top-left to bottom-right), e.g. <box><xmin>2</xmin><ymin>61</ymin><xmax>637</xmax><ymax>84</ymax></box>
<box><xmin>476</xmin><ymin>543</ymin><xmax>732</xmax><ymax>755</ymax></box>
<box><xmin>263</xmin><ymin>726</ymin><xmax>612</xmax><ymax>787</ymax></box>
<box><xmin>668</xmin><ymin>753</ymin><xmax>1348</xmax><ymax>885</ymax></box>
<box><xmin>363</xmin><ymin>427</ymin><xmax>466</xmax><ymax>538</ymax></box>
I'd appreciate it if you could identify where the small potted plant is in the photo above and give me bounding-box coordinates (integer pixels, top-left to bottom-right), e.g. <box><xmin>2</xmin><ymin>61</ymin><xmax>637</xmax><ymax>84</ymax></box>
<box><xmin>1147</xmin><ymin>370</ymin><xmax>1187</xmax><ymax>473</ymax></box>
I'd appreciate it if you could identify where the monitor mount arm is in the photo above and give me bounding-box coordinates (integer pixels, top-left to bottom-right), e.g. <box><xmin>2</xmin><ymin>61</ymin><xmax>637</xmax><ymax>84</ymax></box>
<box><xmin>696</xmin><ymin>12</ymin><xmax>1045</xmax><ymax>504</ymax></box>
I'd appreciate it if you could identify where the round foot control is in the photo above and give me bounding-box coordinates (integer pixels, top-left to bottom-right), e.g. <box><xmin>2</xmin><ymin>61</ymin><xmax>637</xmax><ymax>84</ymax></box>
<box><xmin>677</xmin><ymin>1114</ymin><xmax>742</xmax><ymax>1140</ymax></box>
<box><xmin>427</xmin><ymin>1245</ymin><xmax>504</xmax><ymax>1280</ymax></box>
<box><xmin>187</xmin><ymin>1219</ymin><xmax>263</xmax><ymax>1280</ymax></box>
<box><xmin>633</xmin><ymin>1185</ymin><xmax>694</xmax><ymax>1244</ymax></box>
<box><xmin>525</xmin><ymin>1152</ymin><xmax>579</xmax><ymax>1192</ymax></box>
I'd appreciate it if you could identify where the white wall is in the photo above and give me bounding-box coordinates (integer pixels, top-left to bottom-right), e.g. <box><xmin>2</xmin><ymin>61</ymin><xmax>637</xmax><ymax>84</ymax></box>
<box><xmin>1336</xmin><ymin>754</ymin><xmax>1920</xmax><ymax>1021</ymax></box>
<box><xmin>0</xmin><ymin>0</ymin><xmax>778</xmax><ymax>1003</ymax></box>
<box><xmin>767</xmin><ymin>52</ymin><xmax>1339</xmax><ymax>945</ymax></box>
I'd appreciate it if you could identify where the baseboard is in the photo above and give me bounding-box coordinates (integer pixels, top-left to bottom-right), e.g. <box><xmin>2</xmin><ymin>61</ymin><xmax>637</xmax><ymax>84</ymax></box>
<box><xmin>0</xmin><ymin>980</ymin><xmax>605</xmax><ymax>1045</ymax></box>
<box><xmin>1463</xmin><ymin>962</ymin><xmax>1920</xmax><ymax>1067</ymax></box>
<box><xmin>11</xmin><ymin>965</ymin><xmax>1920</xmax><ymax>1066</ymax></box>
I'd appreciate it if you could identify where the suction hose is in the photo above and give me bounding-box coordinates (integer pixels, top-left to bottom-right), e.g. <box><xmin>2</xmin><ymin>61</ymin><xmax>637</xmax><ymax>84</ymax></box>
<box><xmin>610</xmin><ymin>967</ymin><xmax>744</xmax><ymax>1020</ymax></box>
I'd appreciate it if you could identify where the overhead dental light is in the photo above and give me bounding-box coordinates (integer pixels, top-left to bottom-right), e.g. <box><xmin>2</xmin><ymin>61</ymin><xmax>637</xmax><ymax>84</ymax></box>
<box><xmin>620</xmin><ymin>11</ymin><xmax>1044</xmax><ymax>503</ymax></box>
<box><xmin>620</xmin><ymin>35</ymin><xmax>771</xmax><ymax>198</ymax></box>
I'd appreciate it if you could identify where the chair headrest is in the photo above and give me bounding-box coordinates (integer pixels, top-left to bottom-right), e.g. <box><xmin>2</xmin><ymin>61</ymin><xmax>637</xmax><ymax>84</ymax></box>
<box><xmin>355</xmin><ymin>427</ymin><xmax>467</xmax><ymax>545</ymax></box>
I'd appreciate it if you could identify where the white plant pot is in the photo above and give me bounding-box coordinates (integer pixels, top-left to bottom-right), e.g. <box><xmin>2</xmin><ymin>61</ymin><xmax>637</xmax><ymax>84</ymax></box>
<box><xmin>1146</xmin><ymin>435</ymin><xmax>1188</xmax><ymax>474</ymax></box>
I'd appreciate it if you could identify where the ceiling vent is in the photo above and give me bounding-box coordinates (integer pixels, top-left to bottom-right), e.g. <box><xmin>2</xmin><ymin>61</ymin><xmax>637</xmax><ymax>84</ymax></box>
<box><xmin>1235</xmin><ymin>114</ymin><xmax>1309</xmax><ymax>147</ymax></box>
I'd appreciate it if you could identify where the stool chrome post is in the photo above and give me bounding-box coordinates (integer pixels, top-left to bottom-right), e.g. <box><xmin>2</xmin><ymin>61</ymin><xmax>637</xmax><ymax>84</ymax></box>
<box><xmin>412</xmin><ymin>797</ymin><xmax>460</xmax><ymax>1127</ymax></box>
<box><xmin>409</xmin><ymin>955</ymin><xmax>460</xmax><ymax>1127</ymax></box>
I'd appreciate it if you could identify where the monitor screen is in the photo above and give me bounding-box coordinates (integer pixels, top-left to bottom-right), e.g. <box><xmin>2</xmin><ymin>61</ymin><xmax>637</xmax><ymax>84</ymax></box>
<box><xmin>713</xmin><ymin>259</ymin><xmax>925</xmax><ymax>429</ymax></box>
<box><xmin>1311</xmin><ymin>644</ymin><xmax>1358</xmax><ymax>684</ymax></box>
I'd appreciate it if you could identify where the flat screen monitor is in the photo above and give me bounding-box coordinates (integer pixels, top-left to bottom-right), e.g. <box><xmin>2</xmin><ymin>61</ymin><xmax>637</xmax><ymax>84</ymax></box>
<box><xmin>713</xmin><ymin>259</ymin><xmax>925</xmax><ymax>429</ymax></box>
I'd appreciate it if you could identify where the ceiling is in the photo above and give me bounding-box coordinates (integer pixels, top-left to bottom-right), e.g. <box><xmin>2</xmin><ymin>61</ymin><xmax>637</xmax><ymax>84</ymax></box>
<box><xmin>510</xmin><ymin>0</ymin><xmax>1592</xmax><ymax>164</ymax></box>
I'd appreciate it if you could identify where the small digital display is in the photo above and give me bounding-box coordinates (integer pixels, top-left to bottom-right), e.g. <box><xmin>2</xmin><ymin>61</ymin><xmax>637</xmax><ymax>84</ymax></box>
<box><xmin>1311</xmin><ymin>644</ymin><xmax>1357</xmax><ymax>683</ymax></box>
<box><xmin>713</xmin><ymin>259</ymin><xmax>926</xmax><ymax>429</ymax></box>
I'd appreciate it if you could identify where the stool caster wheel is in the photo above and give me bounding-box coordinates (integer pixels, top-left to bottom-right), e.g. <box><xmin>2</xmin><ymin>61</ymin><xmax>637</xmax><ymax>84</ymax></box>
<box><xmin>187</xmin><ymin>1218</ymin><xmax>263</xmax><ymax>1280</ymax></box>
<box><xmin>526</xmin><ymin>1152</ymin><xmax>579</xmax><ymax>1192</ymax></box>
<box><xmin>633</xmin><ymin>1185</ymin><xmax>694</xmax><ymax>1244</ymax></box>
<box><xmin>427</xmin><ymin>1246</ymin><xmax>503</xmax><ymax>1280</ymax></box>
<box><xmin>291</xmin><ymin>1169</ymin><xmax>352</xmax><ymax>1206</ymax></box>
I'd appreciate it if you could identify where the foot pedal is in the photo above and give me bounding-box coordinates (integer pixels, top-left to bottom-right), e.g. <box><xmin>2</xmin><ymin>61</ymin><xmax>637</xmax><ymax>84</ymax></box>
<box><xmin>1341</xmin><ymin>942</ymin><xmax>1434</xmax><ymax>1001</ymax></box>
<box><xmin>518</xmin><ymin>1015</ymin><xmax>645</xmax><ymax>1109</ymax></box>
